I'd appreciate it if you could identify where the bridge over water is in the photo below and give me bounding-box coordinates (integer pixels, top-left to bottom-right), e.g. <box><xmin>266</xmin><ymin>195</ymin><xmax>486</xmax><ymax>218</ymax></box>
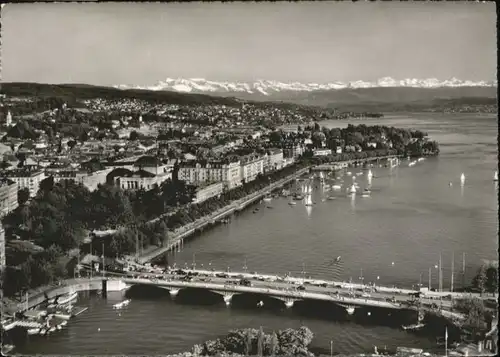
<box><xmin>121</xmin><ymin>276</ymin><xmax>404</xmax><ymax>313</ymax></box>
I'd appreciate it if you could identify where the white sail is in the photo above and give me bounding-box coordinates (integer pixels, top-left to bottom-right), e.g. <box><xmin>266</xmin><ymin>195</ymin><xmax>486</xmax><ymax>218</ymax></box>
<box><xmin>349</xmin><ymin>184</ymin><xmax>357</xmax><ymax>194</ymax></box>
<box><xmin>494</xmin><ymin>171</ymin><xmax>498</xmax><ymax>181</ymax></box>
<box><xmin>460</xmin><ymin>173</ymin><xmax>465</xmax><ymax>182</ymax></box>
<box><xmin>367</xmin><ymin>169</ymin><xmax>373</xmax><ymax>178</ymax></box>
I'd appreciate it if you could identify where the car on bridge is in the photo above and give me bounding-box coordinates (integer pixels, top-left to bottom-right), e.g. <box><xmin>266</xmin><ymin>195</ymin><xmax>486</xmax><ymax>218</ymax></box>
<box><xmin>239</xmin><ymin>279</ymin><xmax>252</xmax><ymax>287</ymax></box>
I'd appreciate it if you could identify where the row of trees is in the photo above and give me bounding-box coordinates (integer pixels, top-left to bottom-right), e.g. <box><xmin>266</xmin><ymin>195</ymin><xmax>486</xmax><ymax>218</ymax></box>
<box><xmin>270</xmin><ymin>123</ymin><xmax>439</xmax><ymax>158</ymax></box>
<box><xmin>191</xmin><ymin>326</ymin><xmax>314</xmax><ymax>356</ymax></box>
<box><xmin>471</xmin><ymin>264</ymin><xmax>498</xmax><ymax>296</ymax></box>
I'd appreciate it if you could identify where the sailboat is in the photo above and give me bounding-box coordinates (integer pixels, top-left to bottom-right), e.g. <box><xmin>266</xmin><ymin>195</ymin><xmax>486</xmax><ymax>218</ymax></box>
<box><xmin>349</xmin><ymin>184</ymin><xmax>357</xmax><ymax>194</ymax></box>
<box><xmin>460</xmin><ymin>173</ymin><xmax>465</xmax><ymax>182</ymax></box>
<box><xmin>367</xmin><ymin>169</ymin><xmax>373</xmax><ymax>179</ymax></box>
<box><xmin>305</xmin><ymin>185</ymin><xmax>313</xmax><ymax>206</ymax></box>
<box><xmin>494</xmin><ymin>171</ymin><xmax>498</xmax><ymax>181</ymax></box>
<box><xmin>402</xmin><ymin>310</ymin><xmax>425</xmax><ymax>331</ymax></box>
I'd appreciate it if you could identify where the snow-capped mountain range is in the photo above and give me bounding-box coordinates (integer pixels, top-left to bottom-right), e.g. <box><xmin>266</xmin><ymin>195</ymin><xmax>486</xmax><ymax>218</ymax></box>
<box><xmin>115</xmin><ymin>77</ymin><xmax>497</xmax><ymax>96</ymax></box>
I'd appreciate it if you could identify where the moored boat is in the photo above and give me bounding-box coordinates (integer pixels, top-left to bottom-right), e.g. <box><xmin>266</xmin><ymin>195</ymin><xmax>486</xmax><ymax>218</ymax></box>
<box><xmin>401</xmin><ymin>323</ymin><xmax>425</xmax><ymax>331</ymax></box>
<box><xmin>113</xmin><ymin>299</ymin><xmax>131</xmax><ymax>309</ymax></box>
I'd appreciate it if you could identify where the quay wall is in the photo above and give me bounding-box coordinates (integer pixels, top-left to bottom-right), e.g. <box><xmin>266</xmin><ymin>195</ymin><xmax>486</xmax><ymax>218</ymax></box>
<box><xmin>14</xmin><ymin>278</ymin><xmax>126</xmax><ymax>312</ymax></box>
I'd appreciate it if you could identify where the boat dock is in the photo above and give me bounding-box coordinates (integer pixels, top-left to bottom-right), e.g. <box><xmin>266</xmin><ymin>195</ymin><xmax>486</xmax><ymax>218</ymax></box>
<box><xmin>72</xmin><ymin>306</ymin><xmax>88</xmax><ymax>317</ymax></box>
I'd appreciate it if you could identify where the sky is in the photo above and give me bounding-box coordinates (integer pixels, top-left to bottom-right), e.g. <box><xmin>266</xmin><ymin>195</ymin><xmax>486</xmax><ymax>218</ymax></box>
<box><xmin>1</xmin><ymin>2</ymin><xmax>497</xmax><ymax>86</ymax></box>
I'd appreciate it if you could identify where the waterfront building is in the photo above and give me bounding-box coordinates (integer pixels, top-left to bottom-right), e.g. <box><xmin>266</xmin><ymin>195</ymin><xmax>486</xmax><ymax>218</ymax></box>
<box><xmin>264</xmin><ymin>148</ymin><xmax>284</xmax><ymax>173</ymax></box>
<box><xmin>240</xmin><ymin>153</ymin><xmax>265</xmax><ymax>183</ymax></box>
<box><xmin>5</xmin><ymin>167</ymin><xmax>45</xmax><ymax>197</ymax></box>
<box><xmin>178</xmin><ymin>160</ymin><xmax>242</xmax><ymax>189</ymax></box>
<box><xmin>0</xmin><ymin>178</ymin><xmax>18</xmax><ymax>217</ymax></box>
<box><xmin>192</xmin><ymin>182</ymin><xmax>224</xmax><ymax>204</ymax></box>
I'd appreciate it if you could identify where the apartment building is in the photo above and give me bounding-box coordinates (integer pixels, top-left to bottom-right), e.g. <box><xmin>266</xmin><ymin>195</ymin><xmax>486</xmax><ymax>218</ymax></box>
<box><xmin>6</xmin><ymin>167</ymin><xmax>45</xmax><ymax>197</ymax></box>
<box><xmin>178</xmin><ymin>160</ymin><xmax>241</xmax><ymax>189</ymax></box>
<box><xmin>264</xmin><ymin>148</ymin><xmax>284</xmax><ymax>173</ymax></box>
<box><xmin>192</xmin><ymin>182</ymin><xmax>224</xmax><ymax>204</ymax></box>
<box><xmin>0</xmin><ymin>178</ymin><xmax>18</xmax><ymax>217</ymax></box>
<box><xmin>240</xmin><ymin>153</ymin><xmax>264</xmax><ymax>183</ymax></box>
<box><xmin>282</xmin><ymin>143</ymin><xmax>304</xmax><ymax>159</ymax></box>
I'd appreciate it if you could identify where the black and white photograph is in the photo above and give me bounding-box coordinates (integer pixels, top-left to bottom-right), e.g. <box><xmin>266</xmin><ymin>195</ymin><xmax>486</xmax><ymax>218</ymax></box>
<box><xmin>0</xmin><ymin>1</ymin><xmax>497</xmax><ymax>356</ymax></box>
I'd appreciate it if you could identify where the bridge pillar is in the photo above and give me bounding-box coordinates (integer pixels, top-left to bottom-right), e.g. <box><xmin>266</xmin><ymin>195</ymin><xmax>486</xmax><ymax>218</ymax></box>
<box><xmin>345</xmin><ymin>305</ymin><xmax>355</xmax><ymax>315</ymax></box>
<box><xmin>223</xmin><ymin>293</ymin><xmax>234</xmax><ymax>306</ymax></box>
<box><xmin>101</xmin><ymin>279</ymin><xmax>107</xmax><ymax>299</ymax></box>
<box><xmin>169</xmin><ymin>289</ymin><xmax>180</xmax><ymax>298</ymax></box>
<box><xmin>284</xmin><ymin>299</ymin><xmax>295</xmax><ymax>309</ymax></box>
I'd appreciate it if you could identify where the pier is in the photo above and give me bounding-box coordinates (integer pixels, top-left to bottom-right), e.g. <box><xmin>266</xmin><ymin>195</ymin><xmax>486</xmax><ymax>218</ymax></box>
<box><xmin>310</xmin><ymin>155</ymin><xmax>401</xmax><ymax>172</ymax></box>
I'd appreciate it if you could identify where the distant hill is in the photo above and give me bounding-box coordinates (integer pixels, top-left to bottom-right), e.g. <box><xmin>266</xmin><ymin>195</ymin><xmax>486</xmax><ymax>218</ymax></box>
<box><xmin>1</xmin><ymin>82</ymin><xmax>496</xmax><ymax>112</ymax></box>
<box><xmin>0</xmin><ymin>82</ymin><xmax>245</xmax><ymax>107</ymax></box>
<box><xmin>114</xmin><ymin>77</ymin><xmax>497</xmax><ymax>110</ymax></box>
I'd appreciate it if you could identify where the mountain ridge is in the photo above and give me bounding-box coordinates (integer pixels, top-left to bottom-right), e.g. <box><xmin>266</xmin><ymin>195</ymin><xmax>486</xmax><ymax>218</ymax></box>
<box><xmin>115</xmin><ymin>77</ymin><xmax>498</xmax><ymax>95</ymax></box>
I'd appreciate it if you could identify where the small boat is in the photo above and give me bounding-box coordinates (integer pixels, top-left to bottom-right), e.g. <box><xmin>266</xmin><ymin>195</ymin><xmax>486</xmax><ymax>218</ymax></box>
<box><xmin>494</xmin><ymin>171</ymin><xmax>498</xmax><ymax>181</ymax></box>
<box><xmin>257</xmin><ymin>301</ymin><xmax>264</xmax><ymax>307</ymax></box>
<box><xmin>349</xmin><ymin>184</ymin><xmax>357</xmax><ymax>194</ymax></box>
<box><xmin>335</xmin><ymin>256</ymin><xmax>341</xmax><ymax>263</ymax></box>
<box><xmin>113</xmin><ymin>299</ymin><xmax>131</xmax><ymax>309</ymax></box>
<box><xmin>294</xmin><ymin>195</ymin><xmax>304</xmax><ymax>200</ymax></box>
<box><xmin>1</xmin><ymin>345</ymin><xmax>15</xmax><ymax>355</ymax></box>
<box><xmin>401</xmin><ymin>323</ymin><xmax>425</xmax><ymax>331</ymax></box>
<box><xmin>362</xmin><ymin>193</ymin><xmax>370</xmax><ymax>198</ymax></box>
<box><xmin>288</xmin><ymin>201</ymin><xmax>297</xmax><ymax>206</ymax></box>
<box><xmin>346</xmin><ymin>306</ymin><xmax>355</xmax><ymax>315</ymax></box>
<box><xmin>263</xmin><ymin>196</ymin><xmax>272</xmax><ymax>203</ymax></box>
<box><xmin>55</xmin><ymin>292</ymin><xmax>78</xmax><ymax>306</ymax></box>
<box><xmin>449</xmin><ymin>182</ymin><xmax>453</xmax><ymax>187</ymax></box>
<box><xmin>460</xmin><ymin>173</ymin><xmax>465</xmax><ymax>182</ymax></box>
<box><xmin>27</xmin><ymin>327</ymin><xmax>41</xmax><ymax>335</ymax></box>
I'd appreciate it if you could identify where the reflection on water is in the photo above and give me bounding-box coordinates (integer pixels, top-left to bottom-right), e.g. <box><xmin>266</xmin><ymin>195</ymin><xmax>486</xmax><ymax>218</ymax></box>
<box><xmin>305</xmin><ymin>205</ymin><xmax>312</xmax><ymax>217</ymax></box>
<box><xmin>350</xmin><ymin>193</ymin><xmax>356</xmax><ymax>210</ymax></box>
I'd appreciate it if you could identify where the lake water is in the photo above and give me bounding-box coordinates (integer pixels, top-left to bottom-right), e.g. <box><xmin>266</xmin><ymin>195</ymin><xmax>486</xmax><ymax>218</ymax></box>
<box><xmin>16</xmin><ymin>113</ymin><xmax>498</xmax><ymax>355</ymax></box>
